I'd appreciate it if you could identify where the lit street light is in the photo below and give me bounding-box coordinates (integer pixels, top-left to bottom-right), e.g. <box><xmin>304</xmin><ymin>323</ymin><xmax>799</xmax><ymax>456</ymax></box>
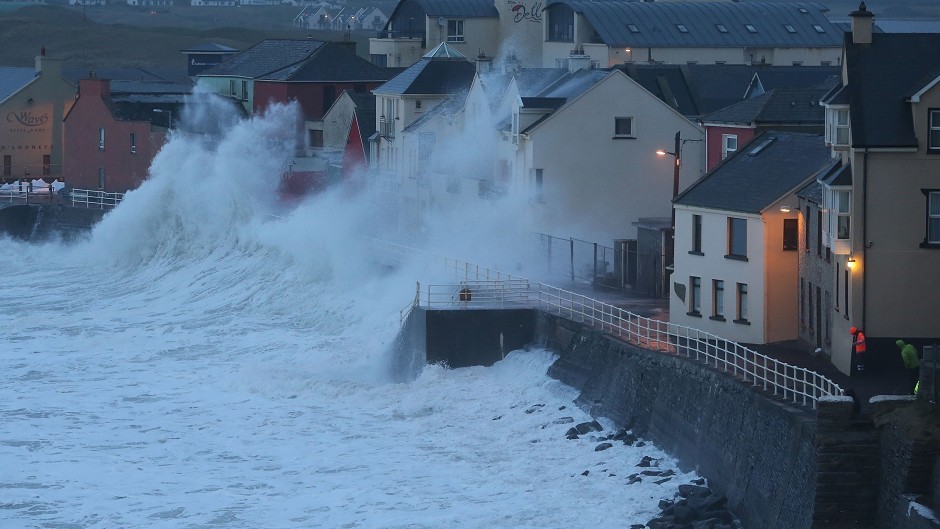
<box><xmin>656</xmin><ymin>131</ymin><xmax>702</xmax><ymax>274</ymax></box>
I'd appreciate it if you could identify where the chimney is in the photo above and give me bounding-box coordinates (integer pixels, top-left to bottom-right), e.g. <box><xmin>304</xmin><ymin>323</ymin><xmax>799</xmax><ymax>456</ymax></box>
<box><xmin>567</xmin><ymin>46</ymin><xmax>592</xmax><ymax>73</ymax></box>
<box><xmin>850</xmin><ymin>2</ymin><xmax>874</xmax><ymax>45</ymax></box>
<box><xmin>475</xmin><ymin>50</ymin><xmax>492</xmax><ymax>73</ymax></box>
<box><xmin>35</xmin><ymin>48</ymin><xmax>63</xmax><ymax>77</ymax></box>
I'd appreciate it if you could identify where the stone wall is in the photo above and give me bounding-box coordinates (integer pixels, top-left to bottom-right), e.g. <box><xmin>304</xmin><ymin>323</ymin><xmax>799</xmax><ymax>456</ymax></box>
<box><xmin>536</xmin><ymin>312</ymin><xmax>818</xmax><ymax>529</ymax></box>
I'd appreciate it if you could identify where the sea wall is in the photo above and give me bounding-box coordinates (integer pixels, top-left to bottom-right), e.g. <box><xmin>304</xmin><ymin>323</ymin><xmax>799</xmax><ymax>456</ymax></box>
<box><xmin>0</xmin><ymin>204</ymin><xmax>105</xmax><ymax>241</ymax></box>
<box><xmin>536</xmin><ymin>311</ymin><xmax>818</xmax><ymax>529</ymax></box>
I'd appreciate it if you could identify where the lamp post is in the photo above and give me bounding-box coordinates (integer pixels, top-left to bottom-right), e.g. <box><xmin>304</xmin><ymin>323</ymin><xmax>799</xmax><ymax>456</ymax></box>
<box><xmin>656</xmin><ymin>131</ymin><xmax>702</xmax><ymax>281</ymax></box>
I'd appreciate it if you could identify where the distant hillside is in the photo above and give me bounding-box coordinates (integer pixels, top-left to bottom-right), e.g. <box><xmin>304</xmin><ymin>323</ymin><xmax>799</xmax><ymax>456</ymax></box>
<box><xmin>0</xmin><ymin>4</ymin><xmax>373</xmax><ymax>72</ymax></box>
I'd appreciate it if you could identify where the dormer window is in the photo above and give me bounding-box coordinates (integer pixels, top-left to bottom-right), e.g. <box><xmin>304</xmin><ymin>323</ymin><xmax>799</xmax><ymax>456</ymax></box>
<box><xmin>826</xmin><ymin>107</ymin><xmax>849</xmax><ymax>146</ymax></box>
<box><xmin>928</xmin><ymin>109</ymin><xmax>940</xmax><ymax>151</ymax></box>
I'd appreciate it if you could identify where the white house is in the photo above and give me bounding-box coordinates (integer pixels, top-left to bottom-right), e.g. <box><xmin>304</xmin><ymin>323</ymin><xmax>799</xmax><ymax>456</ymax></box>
<box><xmin>670</xmin><ymin>131</ymin><xmax>830</xmax><ymax>344</ymax></box>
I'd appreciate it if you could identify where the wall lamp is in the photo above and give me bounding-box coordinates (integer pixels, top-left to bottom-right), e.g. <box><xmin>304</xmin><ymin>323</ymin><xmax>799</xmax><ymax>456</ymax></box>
<box><xmin>779</xmin><ymin>205</ymin><xmax>794</xmax><ymax>213</ymax></box>
<box><xmin>847</xmin><ymin>258</ymin><xmax>856</xmax><ymax>270</ymax></box>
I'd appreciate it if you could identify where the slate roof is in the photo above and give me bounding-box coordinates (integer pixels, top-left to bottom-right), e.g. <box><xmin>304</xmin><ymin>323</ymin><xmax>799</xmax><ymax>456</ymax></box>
<box><xmin>404</xmin><ymin>91</ymin><xmax>467</xmax><ymax>132</ymax></box>
<box><xmin>839</xmin><ymin>33</ymin><xmax>940</xmax><ymax>148</ymax></box>
<box><xmin>547</xmin><ymin>1</ymin><xmax>844</xmax><ymax>48</ymax></box>
<box><xmin>520</xmin><ymin>69</ymin><xmax>612</xmax><ymax>134</ymax></box>
<box><xmin>0</xmin><ymin>67</ymin><xmax>36</xmax><ymax>103</ymax></box>
<box><xmin>703</xmin><ymin>86</ymin><xmax>830</xmax><ymax>125</ymax></box>
<box><xmin>346</xmin><ymin>91</ymin><xmax>377</xmax><ymax>139</ymax></box>
<box><xmin>796</xmin><ymin>180</ymin><xmax>823</xmax><ymax>205</ymax></box>
<box><xmin>675</xmin><ymin>131</ymin><xmax>829</xmax><ymax>214</ymax></box>
<box><xmin>64</xmin><ymin>68</ymin><xmax>191</xmax><ymax>85</ymax></box>
<box><xmin>373</xmin><ymin>56</ymin><xmax>476</xmax><ymax>96</ymax></box>
<box><xmin>181</xmin><ymin>42</ymin><xmax>239</xmax><ymax>53</ymax></box>
<box><xmin>259</xmin><ymin>42</ymin><xmax>391</xmax><ymax>82</ymax></box>
<box><xmin>199</xmin><ymin>39</ymin><xmax>326</xmax><ymax>79</ymax></box>
<box><xmin>387</xmin><ymin>0</ymin><xmax>498</xmax><ymax>19</ymax></box>
<box><xmin>618</xmin><ymin>64</ymin><xmax>700</xmax><ymax>116</ymax></box>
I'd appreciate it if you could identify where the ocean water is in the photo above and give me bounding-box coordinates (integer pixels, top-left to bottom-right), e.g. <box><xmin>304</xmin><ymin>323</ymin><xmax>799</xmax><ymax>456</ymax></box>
<box><xmin>0</xmin><ymin>100</ymin><xmax>693</xmax><ymax>528</ymax></box>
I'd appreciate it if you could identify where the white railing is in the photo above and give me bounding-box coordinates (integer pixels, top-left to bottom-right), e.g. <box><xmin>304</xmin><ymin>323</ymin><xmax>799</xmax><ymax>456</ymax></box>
<box><xmin>380</xmin><ymin>240</ymin><xmax>842</xmax><ymax>407</ymax></box>
<box><xmin>535</xmin><ymin>283</ymin><xmax>843</xmax><ymax>408</ymax></box>
<box><xmin>421</xmin><ymin>279</ymin><xmax>531</xmax><ymax>309</ymax></box>
<box><xmin>70</xmin><ymin>189</ymin><xmax>124</xmax><ymax>209</ymax></box>
<box><xmin>370</xmin><ymin>239</ymin><xmax>525</xmax><ymax>284</ymax></box>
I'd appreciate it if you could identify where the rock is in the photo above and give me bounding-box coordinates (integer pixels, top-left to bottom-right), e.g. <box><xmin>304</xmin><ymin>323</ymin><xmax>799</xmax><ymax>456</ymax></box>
<box><xmin>492</xmin><ymin>415</ymin><xmax>502</xmax><ymax>420</ymax></box>
<box><xmin>658</xmin><ymin>499</ymin><xmax>674</xmax><ymax>510</ymax></box>
<box><xmin>692</xmin><ymin>477</ymin><xmax>706</xmax><ymax>485</ymax></box>
<box><xmin>566</xmin><ymin>433</ymin><xmax>579</xmax><ymax>440</ymax></box>
<box><xmin>590</xmin><ymin>419</ymin><xmax>603</xmax><ymax>431</ymax></box>
<box><xmin>635</xmin><ymin>441</ymin><xmax>646</xmax><ymax>447</ymax></box>
<box><xmin>558</xmin><ymin>405</ymin><xmax>566</xmax><ymax>410</ymax></box>
<box><xmin>581</xmin><ymin>470</ymin><xmax>589</xmax><ymax>476</ymax></box>
<box><xmin>627</xmin><ymin>473</ymin><xmax>642</xmax><ymax>484</ymax></box>
<box><xmin>525</xmin><ymin>404</ymin><xmax>545</xmax><ymax>414</ymax></box>
<box><xmin>678</xmin><ymin>484</ymin><xmax>712</xmax><ymax>498</ymax></box>
<box><xmin>654</xmin><ymin>477</ymin><xmax>672</xmax><ymax>484</ymax></box>
<box><xmin>637</xmin><ymin>455</ymin><xmax>659</xmax><ymax>467</ymax></box>
<box><xmin>553</xmin><ymin>416</ymin><xmax>574</xmax><ymax>424</ymax></box>
<box><xmin>594</xmin><ymin>442</ymin><xmax>613</xmax><ymax>451</ymax></box>
<box><xmin>565</xmin><ymin>427</ymin><xmax>578</xmax><ymax>437</ymax></box>
<box><xmin>574</xmin><ymin>421</ymin><xmax>603</xmax><ymax>435</ymax></box>
<box><xmin>687</xmin><ymin>494</ymin><xmax>727</xmax><ymax>513</ymax></box>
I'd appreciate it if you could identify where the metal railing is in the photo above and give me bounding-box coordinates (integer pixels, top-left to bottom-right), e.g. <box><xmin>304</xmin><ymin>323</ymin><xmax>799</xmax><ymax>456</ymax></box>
<box><xmin>535</xmin><ymin>283</ymin><xmax>843</xmax><ymax>408</ymax></box>
<box><xmin>70</xmin><ymin>189</ymin><xmax>124</xmax><ymax>209</ymax></box>
<box><xmin>421</xmin><ymin>279</ymin><xmax>531</xmax><ymax>309</ymax></box>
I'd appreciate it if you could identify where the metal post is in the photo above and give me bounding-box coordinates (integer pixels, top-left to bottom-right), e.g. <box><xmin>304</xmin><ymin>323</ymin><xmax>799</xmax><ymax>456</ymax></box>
<box><xmin>569</xmin><ymin>238</ymin><xmax>575</xmax><ymax>281</ymax></box>
<box><xmin>593</xmin><ymin>242</ymin><xmax>598</xmax><ymax>285</ymax></box>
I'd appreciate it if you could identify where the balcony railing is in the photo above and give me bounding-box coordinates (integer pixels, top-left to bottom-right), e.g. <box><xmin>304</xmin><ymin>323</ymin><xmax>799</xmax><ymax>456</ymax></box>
<box><xmin>380</xmin><ymin>118</ymin><xmax>396</xmax><ymax>139</ymax></box>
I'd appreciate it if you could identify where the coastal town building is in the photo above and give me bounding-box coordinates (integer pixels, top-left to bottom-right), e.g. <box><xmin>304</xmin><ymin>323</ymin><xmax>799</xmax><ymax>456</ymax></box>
<box><xmin>817</xmin><ymin>4</ymin><xmax>940</xmax><ymax>374</ymax></box>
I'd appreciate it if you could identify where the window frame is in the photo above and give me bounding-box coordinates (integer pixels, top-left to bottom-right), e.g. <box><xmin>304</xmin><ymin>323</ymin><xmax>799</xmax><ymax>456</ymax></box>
<box><xmin>721</xmin><ymin>134</ymin><xmax>737</xmax><ymax>159</ymax></box>
<box><xmin>711</xmin><ymin>279</ymin><xmax>725</xmax><ymax>320</ymax></box>
<box><xmin>613</xmin><ymin>117</ymin><xmax>635</xmax><ymax>139</ymax></box>
<box><xmin>130</xmin><ymin>132</ymin><xmax>136</xmax><ymax>154</ymax></box>
<box><xmin>689</xmin><ymin>276</ymin><xmax>702</xmax><ymax>316</ymax></box>
<box><xmin>98</xmin><ymin>128</ymin><xmax>105</xmax><ymax>151</ymax></box>
<box><xmin>690</xmin><ymin>214</ymin><xmax>703</xmax><ymax>254</ymax></box>
<box><xmin>735</xmin><ymin>283</ymin><xmax>749</xmax><ymax>324</ymax></box>
<box><xmin>783</xmin><ymin>218</ymin><xmax>798</xmax><ymax>251</ymax></box>
<box><xmin>928</xmin><ymin>109</ymin><xmax>940</xmax><ymax>152</ymax></box>
<box><xmin>922</xmin><ymin>189</ymin><xmax>940</xmax><ymax>247</ymax></box>
<box><xmin>548</xmin><ymin>6</ymin><xmax>575</xmax><ymax>41</ymax></box>
<box><xmin>726</xmin><ymin>217</ymin><xmax>748</xmax><ymax>260</ymax></box>
<box><xmin>446</xmin><ymin>19</ymin><xmax>465</xmax><ymax>42</ymax></box>
<box><xmin>827</xmin><ymin>107</ymin><xmax>849</xmax><ymax>146</ymax></box>
<box><xmin>97</xmin><ymin>167</ymin><xmax>105</xmax><ymax>190</ymax></box>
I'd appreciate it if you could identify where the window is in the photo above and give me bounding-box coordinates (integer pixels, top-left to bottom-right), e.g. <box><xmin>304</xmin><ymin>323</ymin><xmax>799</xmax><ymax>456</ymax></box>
<box><xmin>834</xmin><ymin>190</ymin><xmax>851</xmax><ymax>239</ymax></box>
<box><xmin>929</xmin><ymin>110</ymin><xmax>940</xmax><ymax>151</ymax></box>
<box><xmin>230</xmin><ymin>80</ymin><xmax>236</xmax><ymax>97</ymax></box>
<box><xmin>97</xmin><ymin>168</ymin><xmax>105</xmax><ymax>190</ymax></box>
<box><xmin>825</xmin><ymin>290</ymin><xmax>831</xmax><ymax>342</ymax></box>
<box><xmin>689</xmin><ymin>276</ymin><xmax>701</xmax><ymax>315</ymax></box>
<box><xmin>808</xmin><ymin>282</ymin><xmax>814</xmax><ymax>332</ymax></box>
<box><xmin>826</xmin><ymin>108</ymin><xmax>850</xmax><ymax>145</ymax></box>
<box><xmin>3</xmin><ymin>155</ymin><xmax>11</xmax><ymax>176</ymax></box>
<box><xmin>745</xmin><ymin>24</ymin><xmax>757</xmax><ymax>33</ymax></box>
<box><xmin>804</xmin><ymin>205</ymin><xmax>811</xmax><ymax>250</ymax></box>
<box><xmin>816</xmin><ymin>210</ymin><xmax>823</xmax><ymax>256</ymax></box>
<box><xmin>533</xmin><ymin>168</ymin><xmax>544</xmax><ymax>203</ymax></box>
<box><xmin>736</xmin><ymin>283</ymin><xmax>749</xmax><ymax>323</ymax></box>
<box><xmin>415</xmin><ymin>100</ymin><xmax>422</xmax><ymax>112</ymax></box>
<box><xmin>727</xmin><ymin>217</ymin><xmax>747</xmax><ymax>259</ymax></box>
<box><xmin>926</xmin><ymin>191</ymin><xmax>940</xmax><ymax>245</ymax></box>
<box><xmin>792</xmin><ymin>61</ymin><xmax>803</xmax><ymax>66</ymax></box>
<box><xmin>676</xmin><ymin>24</ymin><xmax>688</xmax><ymax>33</ymax></box>
<box><xmin>309</xmin><ymin>129</ymin><xmax>323</xmax><ymax>148</ymax></box>
<box><xmin>511</xmin><ymin>111</ymin><xmax>519</xmax><ymax>145</ymax></box>
<box><xmin>784</xmin><ymin>24</ymin><xmax>796</xmax><ymax>33</ymax></box>
<box><xmin>549</xmin><ymin>7</ymin><xmax>574</xmax><ymax>40</ymax></box>
<box><xmin>712</xmin><ymin>280</ymin><xmax>725</xmax><ymax>319</ymax></box>
<box><xmin>614</xmin><ymin>117</ymin><xmax>634</xmax><ymax>138</ymax></box>
<box><xmin>42</xmin><ymin>155</ymin><xmax>50</xmax><ymax>176</ymax></box>
<box><xmin>813</xmin><ymin>24</ymin><xmax>826</xmax><ymax>33</ymax></box>
<box><xmin>716</xmin><ymin>24</ymin><xmax>728</xmax><ymax>33</ymax></box>
<box><xmin>721</xmin><ymin>134</ymin><xmax>737</xmax><ymax>159</ymax></box>
<box><xmin>843</xmin><ymin>269</ymin><xmax>849</xmax><ymax>318</ymax></box>
<box><xmin>835</xmin><ymin>266</ymin><xmax>840</xmax><ymax>312</ymax></box>
<box><xmin>130</xmin><ymin>133</ymin><xmax>136</xmax><ymax>154</ymax></box>
<box><xmin>98</xmin><ymin>128</ymin><xmax>105</xmax><ymax>150</ymax></box>
<box><xmin>627</xmin><ymin>24</ymin><xmax>640</xmax><ymax>33</ymax></box>
<box><xmin>446</xmin><ymin>19</ymin><xmax>464</xmax><ymax>42</ymax></box>
<box><xmin>241</xmin><ymin>80</ymin><xmax>248</xmax><ymax>101</ymax></box>
<box><xmin>691</xmin><ymin>214</ymin><xmax>702</xmax><ymax>254</ymax></box>
<box><xmin>800</xmin><ymin>278</ymin><xmax>805</xmax><ymax>326</ymax></box>
<box><xmin>783</xmin><ymin>218</ymin><xmax>798</xmax><ymax>250</ymax></box>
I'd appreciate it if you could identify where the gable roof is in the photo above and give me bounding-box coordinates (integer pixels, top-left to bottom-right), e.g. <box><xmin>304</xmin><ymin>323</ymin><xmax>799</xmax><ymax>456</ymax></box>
<box><xmin>0</xmin><ymin>67</ymin><xmax>36</xmax><ymax>103</ymax></box>
<box><xmin>703</xmin><ymin>85</ymin><xmax>830</xmax><ymax>125</ymax></box>
<box><xmin>199</xmin><ymin>39</ymin><xmax>326</xmax><ymax>79</ymax></box>
<box><xmin>404</xmin><ymin>91</ymin><xmax>467</xmax><ymax>132</ymax></box>
<box><xmin>675</xmin><ymin>131</ymin><xmax>829</xmax><ymax>214</ymax></box>
<box><xmin>181</xmin><ymin>42</ymin><xmax>239</xmax><ymax>54</ymax></box>
<box><xmin>840</xmin><ymin>32</ymin><xmax>940</xmax><ymax>148</ymax></box>
<box><xmin>547</xmin><ymin>1</ymin><xmax>844</xmax><ymax>49</ymax></box>
<box><xmin>373</xmin><ymin>55</ymin><xmax>476</xmax><ymax>96</ymax></box>
<box><xmin>259</xmin><ymin>42</ymin><xmax>391</xmax><ymax>82</ymax></box>
<box><xmin>346</xmin><ymin>91</ymin><xmax>377</xmax><ymax>140</ymax></box>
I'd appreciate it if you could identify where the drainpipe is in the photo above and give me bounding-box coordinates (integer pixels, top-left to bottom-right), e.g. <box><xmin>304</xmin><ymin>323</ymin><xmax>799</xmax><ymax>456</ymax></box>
<box><xmin>861</xmin><ymin>148</ymin><xmax>868</xmax><ymax>332</ymax></box>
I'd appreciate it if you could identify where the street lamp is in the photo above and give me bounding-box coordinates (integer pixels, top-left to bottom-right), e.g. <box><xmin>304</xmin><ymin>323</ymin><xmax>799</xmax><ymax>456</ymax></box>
<box><xmin>656</xmin><ymin>131</ymin><xmax>702</xmax><ymax>232</ymax></box>
<box><xmin>152</xmin><ymin>108</ymin><xmax>172</xmax><ymax>130</ymax></box>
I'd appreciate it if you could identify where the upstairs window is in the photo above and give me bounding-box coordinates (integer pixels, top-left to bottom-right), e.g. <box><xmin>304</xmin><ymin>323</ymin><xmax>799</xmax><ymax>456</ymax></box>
<box><xmin>241</xmin><ymin>80</ymin><xmax>248</xmax><ymax>101</ymax></box>
<box><xmin>783</xmin><ymin>218</ymin><xmax>798</xmax><ymax>250</ymax></box>
<box><xmin>130</xmin><ymin>133</ymin><xmax>136</xmax><ymax>154</ymax></box>
<box><xmin>925</xmin><ymin>190</ymin><xmax>940</xmax><ymax>246</ymax></box>
<box><xmin>447</xmin><ymin>20</ymin><xmax>464</xmax><ymax>42</ymax></box>
<box><xmin>929</xmin><ymin>110</ymin><xmax>940</xmax><ymax>151</ymax></box>
<box><xmin>827</xmin><ymin>107</ymin><xmax>849</xmax><ymax>146</ymax></box>
<box><xmin>549</xmin><ymin>7</ymin><xmax>574</xmax><ymax>41</ymax></box>
<box><xmin>614</xmin><ymin>117</ymin><xmax>634</xmax><ymax>138</ymax></box>
<box><xmin>98</xmin><ymin>128</ymin><xmax>105</xmax><ymax>150</ymax></box>
<box><xmin>309</xmin><ymin>129</ymin><xmax>323</xmax><ymax>148</ymax></box>
<box><xmin>691</xmin><ymin>214</ymin><xmax>702</xmax><ymax>254</ymax></box>
<box><xmin>834</xmin><ymin>190</ymin><xmax>851</xmax><ymax>239</ymax></box>
<box><xmin>722</xmin><ymin>134</ymin><xmax>737</xmax><ymax>159</ymax></box>
<box><xmin>727</xmin><ymin>217</ymin><xmax>747</xmax><ymax>259</ymax></box>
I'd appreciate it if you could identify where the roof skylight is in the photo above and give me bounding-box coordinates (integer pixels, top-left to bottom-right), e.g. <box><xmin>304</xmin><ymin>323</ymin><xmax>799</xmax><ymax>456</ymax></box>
<box><xmin>716</xmin><ymin>24</ymin><xmax>728</xmax><ymax>33</ymax></box>
<box><xmin>785</xmin><ymin>24</ymin><xmax>796</xmax><ymax>33</ymax></box>
<box><xmin>676</xmin><ymin>24</ymin><xmax>689</xmax><ymax>33</ymax></box>
<box><xmin>745</xmin><ymin>24</ymin><xmax>758</xmax><ymax>33</ymax></box>
<box><xmin>627</xmin><ymin>24</ymin><xmax>640</xmax><ymax>33</ymax></box>
<box><xmin>813</xmin><ymin>24</ymin><xmax>826</xmax><ymax>33</ymax></box>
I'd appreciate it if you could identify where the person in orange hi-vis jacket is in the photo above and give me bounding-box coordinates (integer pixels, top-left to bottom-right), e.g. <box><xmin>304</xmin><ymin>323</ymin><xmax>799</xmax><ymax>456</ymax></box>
<box><xmin>851</xmin><ymin>326</ymin><xmax>866</xmax><ymax>373</ymax></box>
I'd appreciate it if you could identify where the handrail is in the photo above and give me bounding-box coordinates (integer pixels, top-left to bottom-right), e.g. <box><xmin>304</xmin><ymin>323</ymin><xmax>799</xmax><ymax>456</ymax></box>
<box><xmin>70</xmin><ymin>188</ymin><xmax>124</xmax><ymax>209</ymax></box>
<box><xmin>378</xmin><ymin>239</ymin><xmax>842</xmax><ymax>407</ymax></box>
<box><xmin>534</xmin><ymin>283</ymin><xmax>843</xmax><ymax>408</ymax></box>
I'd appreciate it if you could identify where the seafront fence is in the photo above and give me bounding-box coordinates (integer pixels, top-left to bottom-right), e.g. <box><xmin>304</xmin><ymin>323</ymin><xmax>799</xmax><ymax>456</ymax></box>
<box><xmin>69</xmin><ymin>189</ymin><xmax>124</xmax><ymax>209</ymax></box>
<box><xmin>382</xmin><ymin>239</ymin><xmax>843</xmax><ymax>409</ymax></box>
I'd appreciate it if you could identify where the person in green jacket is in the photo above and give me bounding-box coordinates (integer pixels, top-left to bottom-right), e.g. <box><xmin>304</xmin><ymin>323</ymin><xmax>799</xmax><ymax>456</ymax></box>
<box><xmin>897</xmin><ymin>339</ymin><xmax>920</xmax><ymax>395</ymax></box>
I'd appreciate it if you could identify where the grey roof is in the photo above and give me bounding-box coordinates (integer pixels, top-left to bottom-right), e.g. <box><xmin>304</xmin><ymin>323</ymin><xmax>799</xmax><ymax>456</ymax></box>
<box><xmin>65</xmin><ymin>68</ymin><xmax>192</xmax><ymax>85</ymax></box>
<box><xmin>841</xmin><ymin>33</ymin><xmax>940</xmax><ymax>147</ymax></box>
<box><xmin>388</xmin><ymin>0</ymin><xmax>498</xmax><ymax>19</ymax></box>
<box><xmin>519</xmin><ymin>69</ymin><xmax>611</xmax><ymax>133</ymax></box>
<box><xmin>675</xmin><ymin>131</ymin><xmax>829</xmax><ymax>214</ymax></box>
<box><xmin>259</xmin><ymin>42</ymin><xmax>391</xmax><ymax>82</ymax></box>
<box><xmin>796</xmin><ymin>180</ymin><xmax>823</xmax><ymax>204</ymax></box>
<box><xmin>0</xmin><ymin>67</ymin><xmax>36</xmax><ymax>102</ymax></box>
<box><xmin>373</xmin><ymin>56</ymin><xmax>476</xmax><ymax>96</ymax></box>
<box><xmin>703</xmin><ymin>86</ymin><xmax>829</xmax><ymax>125</ymax></box>
<box><xmin>404</xmin><ymin>91</ymin><xmax>467</xmax><ymax>132</ymax></box>
<box><xmin>108</xmin><ymin>80</ymin><xmax>194</xmax><ymax>95</ymax></box>
<box><xmin>199</xmin><ymin>39</ymin><xmax>326</xmax><ymax>79</ymax></box>
<box><xmin>746</xmin><ymin>67</ymin><xmax>840</xmax><ymax>97</ymax></box>
<box><xmin>346</xmin><ymin>91</ymin><xmax>377</xmax><ymax>140</ymax></box>
<box><xmin>521</xmin><ymin>97</ymin><xmax>565</xmax><ymax>109</ymax></box>
<box><xmin>619</xmin><ymin>64</ymin><xmax>701</xmax><ymax>116</ymax></box>
<box><xmin>547</xmin><ymin>1</ymin><xmax>844</xmax><ymax>48</ymax></box>
<box><xmin>424</xmin><ymin>42</ymin><xmax>466</xmax><ymax>59</ymax></box>
<box><xmin>819</xmin><ymin>160</ymin><xmax>852</xmax><ymax>187</ymax></box>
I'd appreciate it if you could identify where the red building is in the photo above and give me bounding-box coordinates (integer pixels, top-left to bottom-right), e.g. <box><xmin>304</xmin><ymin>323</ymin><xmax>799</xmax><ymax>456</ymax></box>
<box><xmin>63</xmin><ymin>77</ymin><xmax>178</xmax><ymax>193</ymax></box>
